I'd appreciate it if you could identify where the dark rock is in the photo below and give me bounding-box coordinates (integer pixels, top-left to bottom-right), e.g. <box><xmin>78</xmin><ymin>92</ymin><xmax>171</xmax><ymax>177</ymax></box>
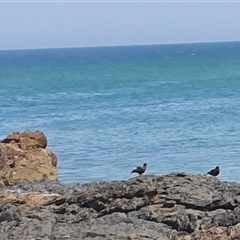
<box><xmin>1</xmin><ymin>172</ymin><xmax>240</xmax><ymax>239</ymax></box>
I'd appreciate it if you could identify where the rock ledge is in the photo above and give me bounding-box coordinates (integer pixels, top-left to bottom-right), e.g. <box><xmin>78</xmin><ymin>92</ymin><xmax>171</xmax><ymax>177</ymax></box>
<box><xmin>1</xmin><ymin>172</ymin><xmax>240</xmax><ymax>240</ymax></box>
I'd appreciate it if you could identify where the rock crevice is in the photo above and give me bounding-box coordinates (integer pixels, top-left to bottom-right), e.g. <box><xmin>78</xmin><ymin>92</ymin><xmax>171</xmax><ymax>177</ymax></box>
<box><xmin>1</xmin><ymin>172</ymin><xmax>240</xmax><ymax>239</ymax></box>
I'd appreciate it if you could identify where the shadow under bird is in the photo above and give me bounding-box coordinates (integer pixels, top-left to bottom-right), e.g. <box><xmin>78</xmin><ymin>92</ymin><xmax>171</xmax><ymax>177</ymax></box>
<box><xmin>207</xmin><ymin>166</ymin><xmax>220</xmax><ymax>176</ymax></box>
<box><xmin>131</xmin><ymin>163</ymin><xmax>148</xmax><ymax>175</ymax></box>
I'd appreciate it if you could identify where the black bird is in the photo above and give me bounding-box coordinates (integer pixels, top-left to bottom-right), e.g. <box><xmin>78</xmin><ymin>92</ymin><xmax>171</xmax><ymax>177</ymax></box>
<box><xmin>207</xmin><ymin>166</ymin><xmax>220</xmax><ymax>176</ymax></box>
<box><xmin>131</xmin><ymin>163</ymin><xmax>148</xmax><ymax>175</ymax></box>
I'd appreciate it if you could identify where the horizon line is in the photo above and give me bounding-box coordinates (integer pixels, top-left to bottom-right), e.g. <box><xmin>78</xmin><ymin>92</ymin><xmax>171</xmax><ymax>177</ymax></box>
<box><xmin>0</xmin><ymin>40</ymin><xmax>239</xmax><ymax>51</ymax></box>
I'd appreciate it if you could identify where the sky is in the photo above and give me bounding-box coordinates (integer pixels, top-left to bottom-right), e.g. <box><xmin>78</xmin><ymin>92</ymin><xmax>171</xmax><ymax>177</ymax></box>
<box><xmin>0</xmin><ymin>1</ymin><xmax>240</xmax><ymax>50</ymax></box>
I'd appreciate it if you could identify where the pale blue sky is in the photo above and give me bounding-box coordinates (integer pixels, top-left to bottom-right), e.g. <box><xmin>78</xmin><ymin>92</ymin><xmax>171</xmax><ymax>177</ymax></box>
<box><xmin>0</xmin><ymin>2</ymin><xmax>240</xmax><ymax>50</ymax></box>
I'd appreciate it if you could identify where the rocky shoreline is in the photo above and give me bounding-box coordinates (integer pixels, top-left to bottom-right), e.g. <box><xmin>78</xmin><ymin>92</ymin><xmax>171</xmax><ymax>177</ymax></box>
<box><xmin>1</xmin><ymin>173</ymin><xmax>240</xmax><ymax>239</ymax></box>
<box><xmin>1</xmin><ymin>131</ymin><xmax>240</xmax><ymax>239</ymax></box>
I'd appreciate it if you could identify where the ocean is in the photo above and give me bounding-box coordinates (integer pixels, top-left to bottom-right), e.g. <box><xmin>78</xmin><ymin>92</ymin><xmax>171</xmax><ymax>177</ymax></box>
<box><xmin>1</xmin><ymin>42</ymin><xmax>240</xmax><ymax>184</ymax></box>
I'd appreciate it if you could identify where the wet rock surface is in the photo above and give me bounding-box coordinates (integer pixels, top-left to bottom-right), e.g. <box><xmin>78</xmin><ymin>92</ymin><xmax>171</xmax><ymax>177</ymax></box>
<box><xmin>1</xmin><ymin>172</ymin><xmax>240</xmax><ymax>239</ymax></box>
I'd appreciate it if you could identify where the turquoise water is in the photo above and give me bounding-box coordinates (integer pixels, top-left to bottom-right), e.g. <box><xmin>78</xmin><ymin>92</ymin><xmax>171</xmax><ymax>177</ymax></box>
<box><xmin>1</xmin><ymin>42</ymin><xmax>240</xmax><ymax>184</ymax></box>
